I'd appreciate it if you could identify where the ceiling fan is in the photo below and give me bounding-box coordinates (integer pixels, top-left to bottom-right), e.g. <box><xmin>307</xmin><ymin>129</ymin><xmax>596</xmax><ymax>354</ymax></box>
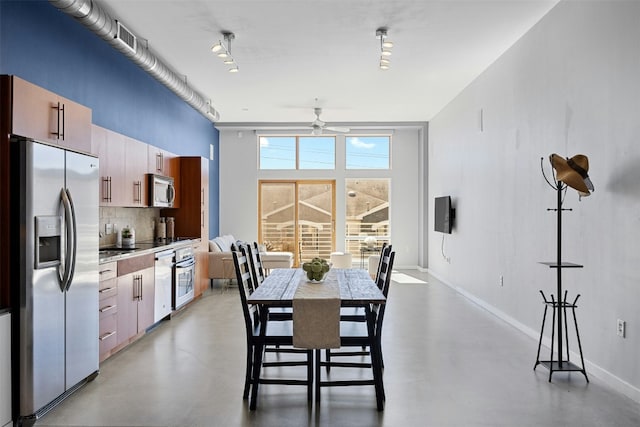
<box><xmin>309</xmin><ymin>107</ymin><xmax>350</xmax><ymax>135</ymax></box>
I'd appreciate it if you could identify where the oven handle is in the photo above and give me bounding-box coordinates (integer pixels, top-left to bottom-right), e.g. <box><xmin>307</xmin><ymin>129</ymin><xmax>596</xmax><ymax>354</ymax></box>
<box><xmin>175</xmin><ymin>257</ymin><xmax>195</xmax><ymax>269</ymax></box>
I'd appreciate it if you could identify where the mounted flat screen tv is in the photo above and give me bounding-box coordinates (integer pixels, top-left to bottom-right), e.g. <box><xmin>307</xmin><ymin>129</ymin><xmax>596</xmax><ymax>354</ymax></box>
<box><xmin>434</xmin><ymin>196</ymin><xmax>455</xmax><ymax>234</ymax></box>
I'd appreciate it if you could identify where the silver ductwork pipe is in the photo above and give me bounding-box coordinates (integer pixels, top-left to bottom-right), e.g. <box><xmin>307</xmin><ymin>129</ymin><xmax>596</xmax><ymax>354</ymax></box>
<box><xmin>48</xmin><ymin>0</ymin><xmax>220</xmax><ymax>122</ymax></box>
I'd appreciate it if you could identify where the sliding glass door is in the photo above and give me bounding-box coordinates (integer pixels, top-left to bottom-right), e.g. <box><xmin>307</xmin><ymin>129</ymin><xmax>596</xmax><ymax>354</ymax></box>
<box><xmin>259</xmin><ymin>180</ymin><xmax>335</xmax><ymax>266</ymax></box>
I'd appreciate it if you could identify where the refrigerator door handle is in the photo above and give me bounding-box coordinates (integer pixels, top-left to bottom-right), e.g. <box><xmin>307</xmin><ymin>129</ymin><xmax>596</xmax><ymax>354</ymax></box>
<box><xmin>59</xmin><ymin>188</ymin><xmax>77</xmax><ymax>292</ymax></box>
<box><xmin>65</xmin><ymin>188</ymin><xmax>78</xmax><ymax>291</ymax></box>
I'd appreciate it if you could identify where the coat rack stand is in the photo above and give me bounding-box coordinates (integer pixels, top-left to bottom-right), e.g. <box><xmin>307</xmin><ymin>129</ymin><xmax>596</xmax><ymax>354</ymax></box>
<box><xmin>533</xmin><ymin>181</ymin><xmax>589</xmax><ymax>382</ymax></box>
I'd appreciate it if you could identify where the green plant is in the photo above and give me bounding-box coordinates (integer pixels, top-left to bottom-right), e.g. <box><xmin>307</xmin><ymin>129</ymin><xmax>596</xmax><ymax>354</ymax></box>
<box><xmin>302</xmin><ymin>257</ymin><xmax>330</xmax><ymax>281</ymax></box>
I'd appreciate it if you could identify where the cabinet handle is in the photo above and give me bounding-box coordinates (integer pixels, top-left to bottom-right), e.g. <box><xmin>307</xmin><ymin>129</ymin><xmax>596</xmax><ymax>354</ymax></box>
<box><xmin>201</xmin><ymin>188</ymin><xmax>204</xmax><ymax>205</ymax></box>
<box><xmin>51</xmin><ymin>102</ymin><xmax>64</xmax><ymax>140</ymax></box>
<box><xmin>99</xmin><ymin>286</ymin><xmax>115</xmax><ymax>293</ymax></box>
<box><xmin>102</xmin><ymin>177</ymin><xmax>112</xmax><ymax>202</ymax></box>
<box><xmin>99</xmin><ymin>305</ymin><xmax>116</xmax><ymax>313</ymax></box>
<box><xmin>60</xmin><ymin>102</ymin><xmax>65</xmax><ymax>140</ymax></box>
<box><xmin>156</xmin><ymin>152</ymin><xmax>162</xmax><ymax>172</ymax></box>
<box><xmin>99</xmin><ymin>331</ymin><xmax>116</xmax><ymax>341</ymax></box>
<box><xmin>139</xmin><ymin>275</ymin><xmax>143</xmax><ymax>300</ymax></box>
<box><xmin>160</xmin><ymin>152</ymin><xmax>164</xmax><ymax>173</ymax></box>
<box><xmin>134</xmin><ymin>181</ymin><xmax>141</xmax><ymax>203</ymax></box>
<box><xmin>99</xmin><ymin>269</ymin><xmax>113</xmax><ymax>275</ymax></box>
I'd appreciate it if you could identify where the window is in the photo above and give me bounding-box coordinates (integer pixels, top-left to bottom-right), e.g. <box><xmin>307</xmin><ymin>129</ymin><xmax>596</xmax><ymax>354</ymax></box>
<box><xmin>345</xmin><ymin>136</ymin><xmax>390</xmax><ymax>169</ymax></box>
<box><xmin>259</xmin><ymin>136</ymin><xmax>335</xmax><ymax>170</ymax></box>
<box><xmin>299</xmin><ymin>137</ymin><xmax>335</xmax><ymax>169</ymax></box>
<box><xmin>344</xmin><ymin>179</ymin><xmax>390</xmax><ymax>260</ymax></box>
<box><xmin>259</xmin><ymin>136</ymin><xmax>296</xmax><ymax>169</ymax></box>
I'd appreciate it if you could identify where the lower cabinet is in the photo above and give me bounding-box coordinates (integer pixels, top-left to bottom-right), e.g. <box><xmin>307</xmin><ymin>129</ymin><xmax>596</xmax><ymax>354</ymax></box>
<box><xmin>194</xmin><ymin>242</ymin><xmax>209</xmax><ymax>298</ymax></box>
<box><xmin>0</xmin><ymin>312</ymin><xmax>11</xmax><ymax>427</ymax></box>
<box><xmin>98</xmin><ymin>262</ymin><xmax>118</xmax><ymax>362</ymax></box>
<box><xmin>116</xmin><ymin>254</ymin><xmax>155</xmax><ymax>347</ymax></box>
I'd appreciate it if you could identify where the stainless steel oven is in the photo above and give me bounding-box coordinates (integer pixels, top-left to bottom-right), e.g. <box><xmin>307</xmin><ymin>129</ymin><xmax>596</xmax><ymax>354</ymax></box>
<box><xmin>173</xmin><ymin>246</ymin><xmax>195</xmax><ymax>309</ymax></box>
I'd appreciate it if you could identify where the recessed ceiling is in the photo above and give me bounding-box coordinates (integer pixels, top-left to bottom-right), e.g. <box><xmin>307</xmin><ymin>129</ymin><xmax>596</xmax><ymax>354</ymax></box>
<box><xmin>98</xmin><ymin>0</ymin><xmax>559</xmax><ymax>124</ymax></box>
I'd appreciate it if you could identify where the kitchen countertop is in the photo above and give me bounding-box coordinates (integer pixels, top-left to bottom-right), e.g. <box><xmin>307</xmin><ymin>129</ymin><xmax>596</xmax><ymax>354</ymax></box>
<box><xmin>99</xmin><ymin>238</ymin><xmax>200</xmax><ymax>264</ymax></box>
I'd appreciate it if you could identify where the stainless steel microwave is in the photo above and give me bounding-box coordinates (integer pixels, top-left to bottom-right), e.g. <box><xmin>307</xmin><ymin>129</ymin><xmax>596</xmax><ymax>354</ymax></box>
<box><xmin>148</xmin><ymin>174</ymin><xmax>176</xmax><ymax>207</ymax></box>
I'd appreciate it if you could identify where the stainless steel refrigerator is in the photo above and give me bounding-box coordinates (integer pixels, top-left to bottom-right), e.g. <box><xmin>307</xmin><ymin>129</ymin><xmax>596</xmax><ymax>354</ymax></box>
<box><xmin>12</xmin><ymin>138</ymin><xmax>99</xmax><ymax>426</ymax></box>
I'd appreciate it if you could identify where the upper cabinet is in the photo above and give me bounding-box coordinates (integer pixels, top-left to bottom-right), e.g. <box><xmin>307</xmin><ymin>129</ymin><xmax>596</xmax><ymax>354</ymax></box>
<box><xmin>10</xmin><ymin>76</ymin><xmax>92</xmax><ymax>153</ymax></box>
<box><xmin>123</xmin><ymin>136</ymin><xmax>148</xmax><ymax>207</ymax></box>
<box><xmin>148</xmin><ymin>146</ymin><xmax>180</xmax><ymax>207</ymax></box>
<box><xmin>148</xmin><ymin>146</ymin><xmax>179</xmax><ymax>178</ymax></box>
<box><xmin>92</xmin><ymin>124</ymin><xmax>181</xmax><ymax>208</ymax></box>
<box><xmin>92</xmin><ymin>125</ymin><xmax>127</xmax><ymax>207</ymax></box>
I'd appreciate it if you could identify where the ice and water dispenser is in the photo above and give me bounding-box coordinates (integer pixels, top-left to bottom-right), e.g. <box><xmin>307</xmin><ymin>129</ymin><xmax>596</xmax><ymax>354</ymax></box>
<box><xmin>34</xmin><ymin>215</ymin><xmax>62</xmax><ymax>269</ymax></box>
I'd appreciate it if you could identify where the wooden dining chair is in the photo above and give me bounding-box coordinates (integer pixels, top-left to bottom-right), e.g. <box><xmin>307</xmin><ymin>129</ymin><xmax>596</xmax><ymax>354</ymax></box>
<box><xmin>338</xmin><ymin>244</ymin><xmax>392</xmax><ymax>324</ymax></box>
<box><xmin>244</xmin><ymin>243</ymin><xmax>265</xmax><ymax>288</ymax></box>
<box><xmin>232</xmin><ymin>250</ymin><xmax>313</xmax><ymax>410</ymax></box>
<box><xmin>243</xmin><ymin>243</ymin><xmax>293</xmax><ymax>323</ymax></box>
<box><xmin>316</xmin><ymin>251</ymin><xmax>395</xmax><ymax>411</ymax></box>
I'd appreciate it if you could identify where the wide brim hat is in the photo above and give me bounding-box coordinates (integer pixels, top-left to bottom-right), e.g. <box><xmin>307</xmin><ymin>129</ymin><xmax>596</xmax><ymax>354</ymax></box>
<box><xmin>549</xmin><ymin>154</ymin><xmax>594</xmax><ymax>196</ymax></box>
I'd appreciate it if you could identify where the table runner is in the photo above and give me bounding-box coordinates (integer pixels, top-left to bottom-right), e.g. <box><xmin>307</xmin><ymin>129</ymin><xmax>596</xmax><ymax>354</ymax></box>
<box><xmin>292</xmin><ymin>270</ymin><xmax>340</xmax><ymax>349</ymax></box>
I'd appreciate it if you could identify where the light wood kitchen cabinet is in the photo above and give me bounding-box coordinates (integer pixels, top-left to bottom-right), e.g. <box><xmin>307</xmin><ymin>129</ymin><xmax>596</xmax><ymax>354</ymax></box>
<box><xmin>123</xmin><ymin>136</ymin><xmax>148</xmax><ymax>206</ymax></box>
<box><xmin>163</xmin><ymin>157</ymin><xmax>208</xmax><ymax>297</ymax></box>
<box><xmin>148</xmin><ymin>146</ymin><xmax>179</xmax><ymax>178</ymax></box>
<box><xmin>116</xmin><ymin>254</ymin><xmax>155</xmax><ymax>347</ymax></box>
<box><xmin>10</xmin><ymin>75</ymin><xmax>92</xmax><ymax>153</ymax></box>
<box><xmin>0</xmin><ymin>312</ymin><xmax>11</xmax><ymax>427</ymax></box>
<box><xmin>148</xmin><ymin>146</ymin><xmax>180</xmax><ymax>207</ymax></box>
<box><xmin>98</xmin><ymin>262</ymin><xmax>118</xmax><ymax>362</ymax></box>
<box><xmin>92</xmin><ymin>125</ymin><xmax>127</xmax><ymax>206</ymax></box>
<box><xmin>92</xmin><ymin>125</ymin><xmax>151</xmax><ymax>207</ymax></box>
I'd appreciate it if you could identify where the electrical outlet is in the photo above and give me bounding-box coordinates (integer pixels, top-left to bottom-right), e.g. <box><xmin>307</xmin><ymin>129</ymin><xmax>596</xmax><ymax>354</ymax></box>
<box><xmin>105</xmin><ymin>223</ymin><xmax>113</xmax><ymax>235</ymax></box>
<box><xmin>617</xmin><ymin>319</ymin><xmax>626</xmax><ymax>338</ymax></box>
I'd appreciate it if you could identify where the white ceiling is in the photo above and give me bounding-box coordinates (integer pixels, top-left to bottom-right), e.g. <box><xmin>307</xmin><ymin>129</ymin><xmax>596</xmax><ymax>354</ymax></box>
<box><xmin>99</xmin><ymin>0</ymin><xmax>558</xmax><ymax>126</ymax></box>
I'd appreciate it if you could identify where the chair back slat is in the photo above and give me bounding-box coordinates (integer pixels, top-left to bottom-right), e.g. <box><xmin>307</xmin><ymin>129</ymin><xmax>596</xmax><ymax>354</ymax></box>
<box><xmin>375</xmin><ymin>243</ymin><xmax>392</xmax><ymax>285</ymax></box>
<box><xmin>232</xmin><ymin>250</ymin><xmax>259</xmax><ymax>333</ymax></box>
<box><xmin>246</xmin><ymin>242</ymin><xmax>265</xmax><ymax>287</ymax></box>
<box><xmin>374</xmin><ymin>250</ymin><xmax>395</xmax><ymax>332</ymax></box>
<box><xmin>375</xmin><ymin>245</ymin><xmax>393</xmax><ymax>292</ymax></box>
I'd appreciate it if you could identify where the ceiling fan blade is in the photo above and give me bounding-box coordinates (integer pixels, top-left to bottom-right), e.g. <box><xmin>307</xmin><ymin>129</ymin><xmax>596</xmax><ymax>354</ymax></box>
<box><xmin>311</xmin><ymin>118</ymin><xmax>325</xmax><ymax>127</ymax></box>
<box><xmin>324</xmin><ymin>126</ymin><xmax>350</xmax><ymax>133</ymax></box>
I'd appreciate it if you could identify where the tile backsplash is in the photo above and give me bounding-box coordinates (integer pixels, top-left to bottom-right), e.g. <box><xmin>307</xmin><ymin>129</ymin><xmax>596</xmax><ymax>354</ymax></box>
<box><xmin>99</xmin><ymin>207</ymin><xmax>160</xmax><ymax>247</ymax></box>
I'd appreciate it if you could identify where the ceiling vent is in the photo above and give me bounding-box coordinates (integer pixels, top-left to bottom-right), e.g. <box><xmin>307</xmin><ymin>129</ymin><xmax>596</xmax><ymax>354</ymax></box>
<box><xmin>115</xmin><ymin>21</ymin><xmax>136</xmax><ymax>53</ymax></box>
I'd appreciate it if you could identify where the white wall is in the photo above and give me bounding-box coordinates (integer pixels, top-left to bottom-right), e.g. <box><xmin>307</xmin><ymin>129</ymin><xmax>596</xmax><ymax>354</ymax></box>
<box><xmin>428</xmin><ymin>1</ymin><xmax>640</xmax><ymax>401</ymax></box>
<box><xmin>218</xmin><ymin>126</ymin><xmax>426</xmax><ymax>269</ymax></box>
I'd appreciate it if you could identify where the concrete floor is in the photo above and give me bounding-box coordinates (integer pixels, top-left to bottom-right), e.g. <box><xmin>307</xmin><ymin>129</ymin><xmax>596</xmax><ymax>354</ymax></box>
<box><xmin>37</xmin><ymin>270</ymin><xmax>640</xmax><ymax>427</ymax></box>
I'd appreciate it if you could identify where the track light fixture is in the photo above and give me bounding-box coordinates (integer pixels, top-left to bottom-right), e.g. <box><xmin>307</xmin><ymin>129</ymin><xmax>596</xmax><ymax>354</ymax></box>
<box><xmin>376</xmin><ymin>27</ymin><xmax>393</xmax><ymax>70</ymax></box>
<box><xmin>211</xmin><ymin>32</ymin><xmax>239</xmax><ymax>73</ymax></box>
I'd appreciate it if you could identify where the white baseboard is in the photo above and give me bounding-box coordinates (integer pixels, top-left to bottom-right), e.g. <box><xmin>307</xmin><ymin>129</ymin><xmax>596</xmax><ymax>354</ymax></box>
<box><xmin>427</xmin><ymin>269</ymin><xmax>640</xmax><ymax>405</ymax></box>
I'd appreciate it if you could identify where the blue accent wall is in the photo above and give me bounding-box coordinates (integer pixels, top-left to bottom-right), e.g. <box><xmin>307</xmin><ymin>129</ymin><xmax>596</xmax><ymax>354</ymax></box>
<box><xmin>0</xmin><ymin>0</ymin><xmax>220</xmax><ymax>238</ymax></box>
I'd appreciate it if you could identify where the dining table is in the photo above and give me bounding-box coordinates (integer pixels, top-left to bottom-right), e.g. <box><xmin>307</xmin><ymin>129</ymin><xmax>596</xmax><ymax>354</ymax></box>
<box><xmin>247</xmin><ymin>267</ymin><xmax>386</xmax><ymax>409</ymax></box>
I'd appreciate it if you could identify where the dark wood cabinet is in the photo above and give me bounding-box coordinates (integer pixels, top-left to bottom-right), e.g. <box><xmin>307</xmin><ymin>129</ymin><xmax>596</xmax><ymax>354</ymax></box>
<box><xmin>162</xmin><ymin>157</ymin><xmax>209</xmax><ymax>297</ymax></box>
